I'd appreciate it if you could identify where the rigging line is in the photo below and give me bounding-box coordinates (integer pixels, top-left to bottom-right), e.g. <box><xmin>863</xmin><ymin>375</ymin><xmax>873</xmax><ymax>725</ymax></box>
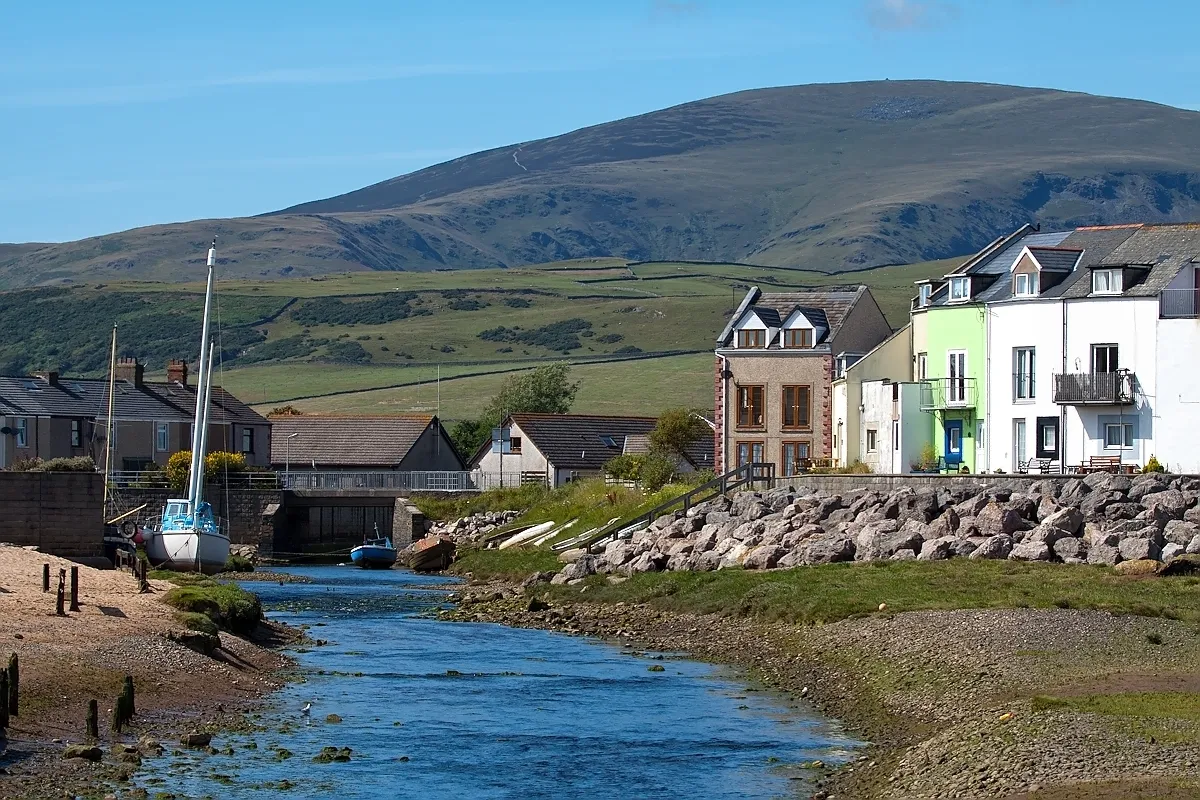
<box><xmin>216</xmin><ymin>290</ymin><xmax>232</xmax><ymax>537</ymax></box>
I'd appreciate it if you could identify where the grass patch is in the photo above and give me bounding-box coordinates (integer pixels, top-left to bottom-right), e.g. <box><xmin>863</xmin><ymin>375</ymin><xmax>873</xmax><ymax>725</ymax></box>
<box><xmin>532</xmin><ymin>560</ymin><xmax>1200</xmax><ymax>626</ymax></box>
<box><xmin>158</xmin><ymin>574</ymin><xmax>263</xmax><ymax>636</ymax></box>
<box><xmin>1030</xmin><ymin>692</ymin><xmax>1200</xmax><ymax>720</ymax></box>
<box><xmin>173</xmin><ymin>610</ymin><xmax>220</xmax><ymax>636</ymax></box>
<box><xmin>449</xmin><ymin>547</ymin><xmax>562</xmax><ymax>582</ymax></box>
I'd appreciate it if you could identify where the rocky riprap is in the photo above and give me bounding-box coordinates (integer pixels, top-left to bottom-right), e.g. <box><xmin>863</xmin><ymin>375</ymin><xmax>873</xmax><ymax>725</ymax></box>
<box><xmin>431</xmin><ymin>510</ymin><xmax>521</xmax><ymax>544</ymax></box>
<box><xmin>552</xmin><ymin>473</ymin><xmax>1200</xmax><ymax>582</ymax></box>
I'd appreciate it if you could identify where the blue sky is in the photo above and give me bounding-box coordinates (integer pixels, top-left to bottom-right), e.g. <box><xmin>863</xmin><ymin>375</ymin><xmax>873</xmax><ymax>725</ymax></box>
<box><xmin>3</xmin><ymin>0</ymin><xmax>1198</xmax><ymax>243</ymax></box>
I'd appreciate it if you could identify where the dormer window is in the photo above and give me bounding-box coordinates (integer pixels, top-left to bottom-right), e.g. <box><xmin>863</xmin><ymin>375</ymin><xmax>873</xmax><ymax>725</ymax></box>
<box><xmin>737</xmin><ymin>329</ymin><xmax>765</xmax><ymax>348</ymax></box>
<box><xmin>783</xmin><ymin>328</ymin><xmax>813</xmax><ymax>348</ymax></box>
<box><xmin>949</xmin><ymin>277</ymin><xmax>971</xmax><ymax>303</ymax></box>
<box><xmin>917</xmin><ymin>284</ymin><xmax>932</xmax><ymax>307</ymax></box>
<box><xmin>1014</xmin><ymin>273</ymin><xmax>1037</xmax><ymax>297</ymax></box>
<box><xmin>1092</xmin><ymin>268</ymin><xmax>1123</xmax><ymax>295</ymax></box>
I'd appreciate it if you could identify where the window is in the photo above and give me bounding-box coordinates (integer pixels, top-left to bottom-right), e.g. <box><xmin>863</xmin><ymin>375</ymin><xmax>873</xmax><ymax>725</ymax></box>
<box><xmin>917</xmin><ymin>352</ymin><xmax>928</xmax><ymax>381</ymax></box>
<box><xmin>917</xmin><ymin>284</ymin><xmax>932</xmax><ymax>307</ymax></box>
<box><xmin>71</xmin><ymin>419</ymin><xmax>82</xmax><ymax>448</ymax></box>
<box><xmin>784</xmin><ymin>328</ymin><xmax>813</xmax><ymax>348</ymax></box>
<box><xmin>1105</xmin><ymin>423</ymin><xmax>1134</xmax><ymax>449</ymax></box>
<box><xmin>1036</xmin><ymin>417</ymin><xmax>1059</xmax><ymax>459</ymax></box>
<box><xmin>1013</xmin><ymin>347</ymin><xmax>1036</xmax><ymax>400</ymax></box>
<box><xmin>736</xmin><ymin>385</ymin><xmax>765</xmax><ymax>429</ymax></box>
<box><xmin>156</xmin><ymin>422</ymin><xmax>169</xmax><ymax>452</ymax></box>
<box><xmin>737</xmin><ymin>329</ymin><xmax>765</xmax><ymax>348</ymax></box>
<box><xmin>977</xmin><ymin>420</ymin><xmax>986</xmax><ymax>451</ymax></box>
<box><xmin>736</xmin><ymin>441</ymin><xmax>764</xmax><ymax>467</ymax></box>
<box><xmin>509</xmin><ymin>436</ymin><xmax>522</xmax><ymax>454</ymax></box>
<box><xmin>1013</xmin><ymin>419</ymin><xmax>1027</xmax><ymax>468</ymax></box>
<box><xmin>15</xmin><ymin>418</ymin><xmax>27</xmax><ymax>448</ymax></box>
<box><xmin>782</xmin><ymin>385</ymin><xmax>811</xmax><ymax>430</ymax></box>
<box><xmin>893</xmin><ymin>420</ymin><xmax>900</xmax><ymax>451</ymax></box>
<box><xmin>1092</xmin><ymin>268</ymin><xmax>1123</xmax><ymax>295</ymax></box>
<box><xmin>1014</xmin><ymin>272</ymin><xmax>1037</xmax><ymax>297</ymax></box>
<box><xmin>241</xmin><ymin>427</ymin><xmax>254</xmax><ymax>454</ymax></box>
<box><xmin>781</xmin><ymin>442</ymin><xmax>810</xmax><ymax>477</ymax></box>
<box><xmin>866</xmin><ymin>429</ymin><xmax>878</xmax><ymax>452</ymax></box>
<box><xmin>1092</xmin><ymin>344</ymin><xmax>1119</xmax><ymax>374</ymax></box>
<box><xmin>949</xmin><ymin>277</ymin><xmax>970</xmax><ymax>302</ymax></box>
<box><xmin>947</xmin><ymin>350</ymin><xmax>968</xmax><ymax>404</ymax></box>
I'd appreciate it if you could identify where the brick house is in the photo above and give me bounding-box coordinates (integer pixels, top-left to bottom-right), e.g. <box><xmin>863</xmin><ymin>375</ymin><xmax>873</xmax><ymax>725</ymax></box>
<box><xmin>0</xmin><ymin>358</ymin><xmax>270</xmax><ymax>470</ymax></box>
<box><xmin>714</xmin><ymin>286</ymin><xmax>893</xmax><ymax>476</ymax></box>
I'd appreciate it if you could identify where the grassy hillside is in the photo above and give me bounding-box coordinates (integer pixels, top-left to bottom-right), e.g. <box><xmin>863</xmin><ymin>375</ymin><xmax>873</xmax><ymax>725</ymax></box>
<box><xmin>5</xmin><ymin>81</ymin><xmax>1200</xmax><ymax>288</ymax></box>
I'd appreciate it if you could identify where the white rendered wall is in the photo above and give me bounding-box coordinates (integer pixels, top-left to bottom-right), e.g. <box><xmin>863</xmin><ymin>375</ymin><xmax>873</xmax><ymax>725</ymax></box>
<box><xmin>471</xmin><ymin>421</ymin><xmax>550</xmax><ymax>480</ymax></box>
<box><xmin>1155</xmin><ymin>316</ymin><xmax>1200</xmax><ymax>473</ymax></box>
<box><xmin>831</xmin><ymin>381</ymin><xmax>848</xmax><ymax>467</ymax></box>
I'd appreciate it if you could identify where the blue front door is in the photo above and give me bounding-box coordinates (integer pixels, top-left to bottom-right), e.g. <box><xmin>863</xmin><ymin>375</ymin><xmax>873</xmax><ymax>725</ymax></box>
<box><xmin>944</xmin><ymin>419</ymin><xmax>964</xmax><ymax>465</ymax></box>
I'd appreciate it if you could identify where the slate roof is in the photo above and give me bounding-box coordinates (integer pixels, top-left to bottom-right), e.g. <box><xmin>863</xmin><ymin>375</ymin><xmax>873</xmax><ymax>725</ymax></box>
<box><xmin>268</xmin><ymin>414</ymin><xmax>440</xmax><ymax>468</ymax></box>
<box><xmin>505</xmin><ymin>413</ymin><xmax>714</xmax><ymax>471</ymax></box>
<box><xmin>717</xmin><ymin>286</ymin><xmax>867</xmax><ymax>348</ymax></box>
<box><xmin>1026</xmin><ymin>246</ymin><xmax>1082</xmax><ymax>272</ymax></box>
<box><xmin>0</xmin><ymin>375</ymin><xmax>265</xmax><ymax>425</ymax></box>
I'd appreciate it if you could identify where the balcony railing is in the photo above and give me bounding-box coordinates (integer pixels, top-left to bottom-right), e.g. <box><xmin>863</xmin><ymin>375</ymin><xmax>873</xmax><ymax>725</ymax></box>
<box><xmin>1053</xmin><ymin>371</ymin><xmax>1135</xmax><ymax>405</ymax></box>
<box><xmin>283</xmin><ymin>471</ymin><xmax>490</xmax><ymax>492</ymax></box>
<box><xmin>1160</xmin><ymin>289</ymin><xmax>1200</xmax><ymax>319</ymax></box>
<box><xmin>919</xmin><ymin>378</ymin><xmax>976</xmax><ymax>411</ymax></box>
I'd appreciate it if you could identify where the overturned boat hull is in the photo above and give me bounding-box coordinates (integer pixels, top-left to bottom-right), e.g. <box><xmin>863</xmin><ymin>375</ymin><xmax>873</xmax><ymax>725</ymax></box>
<box><xmin>409</xmin><ymin>536</ymin><xmax>456</xmax><ymax>572</ymax></box>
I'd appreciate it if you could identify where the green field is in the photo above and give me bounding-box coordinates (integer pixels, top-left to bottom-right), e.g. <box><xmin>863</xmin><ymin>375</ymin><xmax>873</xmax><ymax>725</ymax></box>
<box><xmin>4</xmin><ymin>257</ymin><xmax>958</xmax><ymax>422</ymax></box>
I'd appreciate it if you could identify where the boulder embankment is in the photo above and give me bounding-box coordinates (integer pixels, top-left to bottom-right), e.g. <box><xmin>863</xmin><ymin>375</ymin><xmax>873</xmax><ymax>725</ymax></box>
<box><xmin>554</xmin><ymin>472</ymin><xmax>1200</xmax><ymax>582</ymax></box>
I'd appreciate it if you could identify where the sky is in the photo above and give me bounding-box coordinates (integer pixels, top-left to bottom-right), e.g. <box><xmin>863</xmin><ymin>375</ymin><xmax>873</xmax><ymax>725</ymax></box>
<box><xmin>2</xmin><ymin>0</ymin><xmax>1198</xmax><ymax>244</ymax></box>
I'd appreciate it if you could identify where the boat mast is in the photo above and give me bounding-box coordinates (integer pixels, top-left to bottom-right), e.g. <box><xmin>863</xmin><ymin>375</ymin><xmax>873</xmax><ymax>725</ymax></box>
<box><xmin>187</xmin><ymin>238</ymin><xmax>217</xmax><ymax>513</ymax></box>
<box><xmin>194</xmin><ymin>340</ymin><xmax>216</xmax><ymax>511</ymax></box>
<box><xmin>103</xmin><ymin>324</ymin><xmax>117</xmax><ymax>509</ymax></box>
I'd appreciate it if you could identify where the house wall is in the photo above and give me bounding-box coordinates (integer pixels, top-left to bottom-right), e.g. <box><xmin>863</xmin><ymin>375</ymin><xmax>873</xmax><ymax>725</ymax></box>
<box><xmin>1061</xmin><ymin>297</ymin><xmax>1158</xmax><ymax>470</ymax></box>
<box><xmin>898</xmin><ymin>383</ymin><xmax>929</xmax><ymax>473</ymax></box>
<box><xmin>831</xmin><ymin>381</ymin><xmax>847</xmax><ymax>467</ymax></box>
<box><xmin>837</xmin><ymin>326</ymin><xmax>911</xmax><ymax>467</ymax></box>
<box><xmin>859</xmin><ymin>380</ymin><xmax>896</xmax><ymax>473</ymax></box>
<box><xmin>910</xmin><ymin>310</ymin><xmax>929</xmax><ymax>381</ymax></box>
<box><xmin>721</xmin><ymin>351</ymin><xmax>831</xmax><ymax>469</ymax></box>
<box><xmin>471</xmin><ymin>421</ymin><xmax>551</xmax><ymax>482</ymax></box>
<box><xmin>924</xmin><ymin>305</ymin><xmax>988</xmax><ymax>472</ymax></box>
<box><xmin>1156</xmin><ymin>315</ymin><xmax>1200</xmax><ymax>473</ymax></box>
<box><xmin>986</xmin><ymin>300</ymin><xmax>1064</xmax><ymax>473</ymax></box>
<box><xmin>829</xmin><ymin>293</ymin><xmax>894</xmax><ymax>355</ymax></box>
<box><xmin>396</xmin><ymin>424</ymin><xmax>466</xmax><ymax>471</ymax></box>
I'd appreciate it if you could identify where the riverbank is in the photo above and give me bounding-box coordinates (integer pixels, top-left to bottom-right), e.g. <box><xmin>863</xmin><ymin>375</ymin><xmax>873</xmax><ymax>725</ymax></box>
<box><xmin>0</xmin><ymin>545</ymin><xmax>297</xmax><ymax>800</ymax></box>
<box><xmin>444</xmin><ymin>560</ymin><xmax>1200</xmax><ymax>799</ymax></box>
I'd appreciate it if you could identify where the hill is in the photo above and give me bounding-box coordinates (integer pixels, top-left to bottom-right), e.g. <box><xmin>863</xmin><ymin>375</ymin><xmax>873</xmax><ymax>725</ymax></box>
<box><xmin>5</xmin><ymin>81</ymin><xmax>1200</xmax><ymax>288</ymax></box>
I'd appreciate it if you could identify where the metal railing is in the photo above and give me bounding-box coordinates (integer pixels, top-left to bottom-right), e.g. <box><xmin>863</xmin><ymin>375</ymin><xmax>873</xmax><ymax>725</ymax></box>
<box><xmin>282</xmin><ymin>471</ymin><xmax>488</xmax><ymax>492</ymax></box>
<box><xmin>1053</xmin><ymin>371</ymin><xmax>1135</xmax><ymax>404</ymax></box>
<box><xmin>107</xmin><ymin>470</ymin><xmax>280</xmax><ymax>489</ymax></box>
<box><xmin>1160</xmin><ymin>289</ymin><xmax>1199</xmax><ymax>319</ymax></box>
<box><xmin>919</xmin><ymin>378</ymin><xmax>976</xmax><ymax>410</ymax></box>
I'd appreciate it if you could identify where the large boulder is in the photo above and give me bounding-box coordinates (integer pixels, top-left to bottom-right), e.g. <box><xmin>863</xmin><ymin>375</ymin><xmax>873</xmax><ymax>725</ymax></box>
<box><xmin>802</xmin><ymin>534</ymin><xmax>856</xmax><ymax>564</ymax></box>
<box><xmin>1188</xmin><ymin>534</ymin><xmax>1200</xmax><ymax>555</ymax></box>
<box><xmin>730</xmin><ymin>519</ymin><xmax>767</xmax><ymax>541</ymax></box>
<box><xmin>1086</xmin><ymin>543</ymin><xmax>1122</xmax><ymax>565</ymax></box>
<box><xmin>626</xmin><ymin>551</ymin><xmax>668</xmax><ymax>574</ymax></box>
<box><xmin>1185</xmin><ymin>506</ymin><xmax>1200</xmax><ymax>526</ymax></box>
<box><xmin>1128</xmin><ymin>475</ymin><xmax>1169</xmax><ymax>503</ymax></box>
<box><xmin>968</xmin><ymin>534</ymin><xmax>1013</xmax><ymax>560</ymax></box>
<box><xmin>1059</xmin><ymin>479</ymin><xmax>1092</xmax><ymax>506</ymax></box>
<box><xmin>1053</xmin><ymin>537</ymin><xmax>1087</xmax><ymax>561</ymax></box>
<box><xmin>926</xmin><ymin>508</ymin><xmax>960</xmax><ymax>540</ymax></box>
<box><xmin>1161</xmin><ymin>543</ymin><xmax>1186</xmax><ymax>562</ymax></box>
<box><xmin>953</xmin><ymin>493</ymin><xmax>990</xmax><ymax>518</ymax></box>
<box><xmin>1118</xmin><ymin>536</ymin><xmax>1161</xmax><ymax>562</ymax></box>
<box><xmin>1041</xmin><ymin>506</ymin><xmax>1084</xmax><ymax>536</ymax></box>
<box><xmin>918</xmin><ymin>536</ymin><xmax>958</xmax><ymax>561</ymax></box>
<box><xmin>1010</xmin><ymin>540</ymin><xmax>1052</xmax><ymax>561</ymax></box>
<box><xmin>1105</xmin><ymin>503</ymin><xmax>1142</xmax><ymax>521</ymax></box>
<box><xmin>718</xmin><ymin>542</ymin><xmax>752</xmax><ymax>569</ymax></box>
<box><xmin>1081</xmin><ymin>491</ymin><xmax>1124</xmax><ymax>519</ymax></box>
<box><xmin>743</xmin><ymin>545</ymin><xmax>787</xmax><ymax>570</ymax></box>
<box><xmin>1163</xmin><ymin>520</ymin><xmax>1200</xmax><ymax>547</ymax></box>
<box><xmin>896</xmin><ymin>490</ymin><xmax>939</xmax><ymax>524</ymax></box>
<box><xmin>976</xmin><ymin>503</ymin><xmax>1025</xmax><ymax>537</ymax></box>
<box><xmin>1084</xmin><ymin>471</ymin><xmax>1132</xmax><ymax>494</ymax></box>
<box><xmin>1140</xmin><ymin>490</ymin><xmax>1187</xmax><ymax>521</ymax></box>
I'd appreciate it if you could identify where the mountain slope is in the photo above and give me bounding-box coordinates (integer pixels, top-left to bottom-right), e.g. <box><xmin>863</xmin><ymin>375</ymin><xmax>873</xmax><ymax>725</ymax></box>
<box><xmin>5</xmin><ymin>80</ymin><xmax>1200</xmax><ymax>288</ymax></box>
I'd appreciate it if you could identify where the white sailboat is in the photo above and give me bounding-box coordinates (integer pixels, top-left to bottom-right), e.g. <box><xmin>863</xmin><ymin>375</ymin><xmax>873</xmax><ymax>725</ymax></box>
<box><xmin>143</xmin><ymin>239</ymin><xmax>230</xmax><ymax>574</ymax></box>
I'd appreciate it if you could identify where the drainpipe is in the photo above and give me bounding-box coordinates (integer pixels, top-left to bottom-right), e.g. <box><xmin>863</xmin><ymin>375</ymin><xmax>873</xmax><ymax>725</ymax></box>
<box><xmin>1061</xmin><ymin>300</ymin><xmax>1069</xmax><ymax>473</ymax></box>
<box><xmin>984</xmin><ymin>306</ymin><xmax>991</xmax><ymax>474</ymax></box>
<box><xmin>717</xmin><ymin>352</ymin><xmax>729</xmax><ymax>472</ymax></box>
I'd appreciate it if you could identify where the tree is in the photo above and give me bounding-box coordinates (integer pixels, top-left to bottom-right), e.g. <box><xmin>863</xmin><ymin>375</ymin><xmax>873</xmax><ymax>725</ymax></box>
<box><xmin>649</xmin><ymin>408</ymin><xmax>711</xmax><ymax>462</ymax></box>
<box><xmin>268</xmin><ymin>405</ymin><xmax>303</xmax><ymax>417</ymax></box>
<box><xmin>453</xmin><ymin>364</ymin><xmax>581</xmax><ymax>457</ymax></box>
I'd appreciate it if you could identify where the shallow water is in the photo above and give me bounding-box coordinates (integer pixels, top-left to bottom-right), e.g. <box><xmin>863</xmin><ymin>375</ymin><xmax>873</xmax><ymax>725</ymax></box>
<box><xmin>141</xmin><ymin>566</ymin><xmax>858</xmax><ymax>799</ymax></box>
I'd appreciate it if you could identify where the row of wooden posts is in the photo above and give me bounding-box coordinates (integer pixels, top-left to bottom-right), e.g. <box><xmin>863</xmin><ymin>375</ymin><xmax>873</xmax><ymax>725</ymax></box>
<box><xmin>0</xmin><ymin>650</ymin><xmax>135</xmax><ymax>738</ymax></box>
<box><xmin>0</xmin><ymin>654</ymin><xmax>18</xmax><ymax>731</ymax></box>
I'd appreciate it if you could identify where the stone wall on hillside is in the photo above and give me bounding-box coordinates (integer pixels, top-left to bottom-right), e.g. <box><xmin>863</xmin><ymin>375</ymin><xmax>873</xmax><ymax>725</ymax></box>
<box><xmin>0</xmin><ymin>472</ymin><xmax>104</xmax><ymax>558</ymax></box>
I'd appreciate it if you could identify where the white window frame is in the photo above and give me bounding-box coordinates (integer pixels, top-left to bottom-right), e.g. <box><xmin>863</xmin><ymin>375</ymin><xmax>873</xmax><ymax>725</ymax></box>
<box><xmin>1014</xmin><ymin>347</ymin><xmax>1036</xmax><ymax>401</ymax></box>
<box><xmin>866</xmin><ymin>429</ymin><xmax>878</xmax><ymax>453</ymax></box>
<box><xmin>917</xmin><ymin>284</ymin><xmax>932</xmax><ymax>307</ymax></box>
<box><xmin>241</xmin><ymin>427</ymin><xmax>254</xmax><ymax>454</ymax></box>
<box><xmin>156</xmin><ymin>422</ymin><xmax>169</xmax><ymax>452</ymax></box>
<box><xmin>1013</xmin><ymin>419</ymin><xmax>1027</xmax><ymax>467</ymax></box>
<box><xmin>1092</xmin><ymin>268</ymin><xmax>1123</xmax><ymax>295</ymax></box>
<box><xmin>1015</xmin><ymin>272</ymin><xmax>1039</xmax><ymax>297</ymax></box>
<box><xmin>917</xmin><ymin>352</ymin><xmax>928</xmax><ymax>381</ymax></box>
<box><xmin>15</xmin><ymin>418</ymin><xmax>27</xmax><ymax>448</ymax></box>
<box><xmin>1042</xmin><ymin>423</ymin><xmax>1057</xmax><ymax>452</ymax></box>
<box><xmin>70</xmin><ymin>419</ymin><xmax>82</xmax><ymax>448</ymax></box>
<box><xmin>948</xmin><ymin>277</ymin><xmax>971</xmax><ymax>303</ymax></box>
<box><xmin>1104</xmin><ymin>423</ymin><xmax>1134</xmax><ymax>449</ymax></box>
<box><xmin>977</xmin><ymin>420</ymin><xmax>986</xmax><ymax>451</ymax></box>
<box><xmin>893</xmin><ymin>420</ymin><xmax>900</xmax><ymax>451</ymax></box>
<box><xmin>947</xmin><ymin>350</ymin><xmax>968</xmax><ymax>404</ymax></box>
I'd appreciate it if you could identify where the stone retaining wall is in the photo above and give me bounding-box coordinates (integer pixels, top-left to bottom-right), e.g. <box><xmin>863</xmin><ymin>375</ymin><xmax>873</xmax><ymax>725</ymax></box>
<box><xmin>0</xmin><ymin>472</ymin><xmax>104</xmax><ymax>558</ymax></box>
<box><xmin>118</xmin><ymin>486</ymin><xmax>281</xmax><ymax>550</ymax></box>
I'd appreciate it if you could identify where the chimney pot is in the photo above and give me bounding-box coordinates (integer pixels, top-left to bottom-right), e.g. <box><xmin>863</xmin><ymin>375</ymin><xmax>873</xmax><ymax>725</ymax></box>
<box><xmin>36</xmin><ymin>370</ymin><xmax>59</xmax><ymax>386</ymax></box>
<box><xmin>167</xmin><ymin>359</ymin><xmax>189</xmax><ymax>386</ymax></box>
<box><xmin>114</xmin><ymin>357</ymin><xmax>145</xmax><ymax>388</ymax></box>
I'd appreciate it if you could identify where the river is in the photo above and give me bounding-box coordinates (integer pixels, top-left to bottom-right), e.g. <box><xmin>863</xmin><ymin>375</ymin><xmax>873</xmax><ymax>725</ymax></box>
<box><xmin>139</xmin><ymin>566</ymin><xmax>858</xmax><ymax>799</ymax></box>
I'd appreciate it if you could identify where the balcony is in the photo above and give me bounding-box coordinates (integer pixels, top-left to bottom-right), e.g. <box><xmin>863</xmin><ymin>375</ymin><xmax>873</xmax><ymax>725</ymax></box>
<box><xmin>1160</xmin><ymin>288</ymin><xmax>1199</xmax><ymax>319</ymax></box>
<box><xmin>920</xmin><ymin>378</ymin><xmax>976</xmax><ymax>411</ymax></box>
<box><xmin>1053</xmin><ymin>371</ymin><xmax>1135</xmax><ymax>405</ymax></box>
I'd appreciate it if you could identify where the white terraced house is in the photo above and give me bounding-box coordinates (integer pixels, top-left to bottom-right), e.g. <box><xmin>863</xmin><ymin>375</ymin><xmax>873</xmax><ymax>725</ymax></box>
<box><xmin>980</xmin><ymin>223</ymin><xmax>1200</xmax><ymax>474</ymax></box>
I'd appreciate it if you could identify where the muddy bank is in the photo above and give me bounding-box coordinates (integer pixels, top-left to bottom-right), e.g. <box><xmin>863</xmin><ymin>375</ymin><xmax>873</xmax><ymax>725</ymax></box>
<box><xmin>442</xmin><ymin>582</ymin><xmax>1200</xmax><ymax>799</ymax></box>
<box><xmin>0</xmin><ymin>546</ymin><xmax>298</xmax><ymax>800</ymax></box>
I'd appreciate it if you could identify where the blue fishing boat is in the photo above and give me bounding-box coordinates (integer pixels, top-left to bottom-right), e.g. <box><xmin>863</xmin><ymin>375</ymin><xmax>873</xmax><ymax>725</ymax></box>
<box><xmin>350</xmin><ymin>527</ymin><xmax>397</xmax><ymax>569</ymax></box>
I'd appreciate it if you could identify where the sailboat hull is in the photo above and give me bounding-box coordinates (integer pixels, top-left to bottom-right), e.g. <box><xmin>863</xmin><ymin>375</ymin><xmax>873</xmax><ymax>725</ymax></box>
<box><xmin>145</xmin><ymin>529</ymin><xmax>230</xmax><ymax>575</ymax></box>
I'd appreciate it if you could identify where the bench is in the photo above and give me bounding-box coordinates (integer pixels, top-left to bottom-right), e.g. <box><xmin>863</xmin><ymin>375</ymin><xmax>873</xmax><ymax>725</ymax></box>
<box><xmin>1078</xmin><ymin>455</ymin><xmax>1123</xmax><ymax>474</ymax></box>
<box><xmin>1018</xmin><ymin>458</ymin><xmax>1055</xmax><ymax>475</ymax></box>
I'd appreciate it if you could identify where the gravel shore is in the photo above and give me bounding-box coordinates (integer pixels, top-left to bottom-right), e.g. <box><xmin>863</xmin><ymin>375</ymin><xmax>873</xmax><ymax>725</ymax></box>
<box><xmin>444</xmin><ymin>582</ymin><xmax>1200</xmax><ymax>799</ymax></box>
<box><xmin>0</xmin><ymin>545</ymin><xmax>296</xmax><ymax>800</ymax></box>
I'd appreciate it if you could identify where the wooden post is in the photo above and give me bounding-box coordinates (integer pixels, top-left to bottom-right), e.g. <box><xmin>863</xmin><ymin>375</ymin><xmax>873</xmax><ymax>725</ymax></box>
<box><xmin>7</xmin><ymin>653</ymin><xmax>17</xmax><ymax>717</ymax></box>
<box><xmin>110</xmin><ymin>695</ymin><xmax>122</xmax><ymax>733</ymax></box>
<box><xmin>70</xmin><ymin>566</ymin><xmax>80</xmax><ymax>612</ymax></box>
<box><xmin>86</xmin><ymin>699</ymin><xmax>99</xmax><ymax>739</ymax></box>
<box><xmin>55</xmin><ymin>570</ymin><xmax>66</xmax><ymax>616</ymax></box>
<box><xmin>42</xmin><ymin>563</ymin><xmax>50</xmax><ymax>592</ymax></box>
<box><xmin>0</xmin><ymin>671</ymin><xmax>8</xmax><ymax>730</ymax></box>
<box><xmin>123</xmin><ymin>675</ymin><xmax>135</xmax><ymax>718</ymax></box>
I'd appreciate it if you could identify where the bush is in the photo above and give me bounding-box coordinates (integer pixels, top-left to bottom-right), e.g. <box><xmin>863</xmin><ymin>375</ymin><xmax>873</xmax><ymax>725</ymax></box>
<box><xmin>912</xmin><ymin>442</ymin><xmax>940</xmax><ymax>472</ymax></box>
<box><xmin>205</xmin><ymin>451</ymin><xmax>247</xmax><ymax>477</ymax></box>
<box><xmin>166</xmin><ymin>451</ymin><xmax>192</xmax><ymax>491</ymax></box>
<box><xmin>1143</xmin><ymin>455</ymin><xmax>1166</xmax><ymax>474</ymax></box>
<box><xmin>7</xmin><ymin>456</ymin><xmax>96</xmax><ymax>472</ymax></box>
<box><xmin>161</xmin><ymin>579</ymin><xmax>262</xmax><ymax>635</ymax></box>
<box><xmin>478</xmin><ymin>318</ymin><xmax>592</xmax><ymax>351</ymax></box>
<box><xmin>222</xmin><ymin>554</ymin><xmax>255</xmax><ymax>573</ymax></box>
<box><xmin>174</xmin><ymin>610</ymin><xmax>219</xmax><ymax>636</ymax></box>
<box><xmin>604</xmin><ymin>454</ymin><xmax>642</xmax><ymax>482</ymax></box>
<box><xmin>639</xmin><ymin>454</ymin><xmax>676</xmax><ymax>491</ymax></box>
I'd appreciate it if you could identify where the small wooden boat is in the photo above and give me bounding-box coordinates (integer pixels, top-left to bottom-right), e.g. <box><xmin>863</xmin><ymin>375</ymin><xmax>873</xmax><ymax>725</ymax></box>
<box><xmin>351</xmin><ymin>530</ymin><xmax>397</xmax><ymax>569</ymax></box>
<box><xmin>409</xmin><ymin>535</ymin><xmax>456</xmax><ymax>572</ymax></box>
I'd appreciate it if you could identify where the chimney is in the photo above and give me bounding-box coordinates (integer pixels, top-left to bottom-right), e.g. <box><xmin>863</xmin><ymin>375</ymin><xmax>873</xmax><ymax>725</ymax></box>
<box><xmin>167</xmin><ymin>359</ymin><xmax>189</xmax><ymax>386</ymax></box>
<box><xmin>35</xmin><ymin>370</ymin><xmax>59</xmax><ymax>386</ymax></box>
<box><xmin>114</xmin><ymin>357</ymin><xmax>145</xmax><ymax>388</ymax></box>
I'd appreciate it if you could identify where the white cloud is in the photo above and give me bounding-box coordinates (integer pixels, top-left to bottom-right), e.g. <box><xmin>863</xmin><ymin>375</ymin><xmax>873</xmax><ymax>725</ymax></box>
<box><xmin>864</xmin><ymin>0</ymin><xmax>960</xmax><ymax>32</ymax></box>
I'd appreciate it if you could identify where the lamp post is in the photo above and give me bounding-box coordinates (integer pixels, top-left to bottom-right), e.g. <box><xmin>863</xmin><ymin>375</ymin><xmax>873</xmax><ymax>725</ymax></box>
<box><xmin>285</xmin><ymin>433</ymin><xmax>299</xmax><ymax>487</ymax></box>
